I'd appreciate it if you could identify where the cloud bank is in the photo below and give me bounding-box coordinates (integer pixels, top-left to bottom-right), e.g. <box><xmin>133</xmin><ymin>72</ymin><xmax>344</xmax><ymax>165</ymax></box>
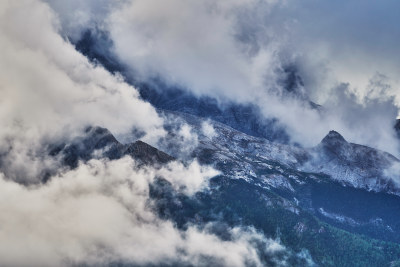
<box><xmin>0</xmin><ymin>157</ymin><xmax>283</xmax><ymax>267</ymax></box>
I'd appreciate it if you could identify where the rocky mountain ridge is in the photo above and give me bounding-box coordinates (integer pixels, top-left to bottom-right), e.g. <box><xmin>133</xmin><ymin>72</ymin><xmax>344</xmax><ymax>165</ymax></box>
<box><xmin>49</xmin><ymin>126</ymin><xmax>174</xmax><ymax>169</ymax></box>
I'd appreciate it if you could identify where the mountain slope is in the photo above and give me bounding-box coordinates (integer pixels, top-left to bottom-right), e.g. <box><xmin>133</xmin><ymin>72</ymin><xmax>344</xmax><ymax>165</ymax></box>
<box><xmin>48</xmin><ymin>122</ymin><xmax>400</xmax><ymax>266</ymax></box>
<box><xmin>160</xmin><ymin>110</ymin><xmax>400</xmax><ymax>244</ymax></box>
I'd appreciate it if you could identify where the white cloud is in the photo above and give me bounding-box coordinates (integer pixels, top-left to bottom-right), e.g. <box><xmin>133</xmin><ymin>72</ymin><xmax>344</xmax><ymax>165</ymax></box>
<box><xmin>201</xmin><ymin>121</ymin><xmax>217</xmax><ymax>139</ymax></box>
<box><xmin>155</xmin><ymin>160</ymin><xmax>219</xmax><ymax>196</ymax></box>
<box><xmin>0</xmin><ymin>0</ymin><xmax>165</xmax><ymax>182</ymax></box>
<box><xmin>0</xmin><ymin>157</ymin><xmax>283</xmax><ymax>267</ymax></box>
<box><xmin>43</xmin><ymin>0</ymin><xmax>126</xmax><ymax>41</ymax></box>
<box><xmin>107</xmin><ymin>0</ymin><xmax>283</xmax><ymax>101</ymax></box>
<box><xmin>157</xmin><ymin>114</ymin><xmax>201</xmax><ymax>160</ymax></box>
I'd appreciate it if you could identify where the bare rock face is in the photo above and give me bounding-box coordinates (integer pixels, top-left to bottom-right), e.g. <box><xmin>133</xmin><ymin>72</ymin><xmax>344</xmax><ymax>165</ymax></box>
<box><xmin>124</xmin><ymin>140</ymin><xmax>174</xmax><ymax>165</ymax></box>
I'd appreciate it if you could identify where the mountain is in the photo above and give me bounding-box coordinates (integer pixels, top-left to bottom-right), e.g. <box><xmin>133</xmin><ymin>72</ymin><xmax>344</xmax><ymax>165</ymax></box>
<box><xmin>46</xmin><ymin>119</ymin><xmax>400</xmax><ymax>266</ymax></box>
<box><xmin>305</xmin><ymin>130</ymin><xmax>400</xmax><ymax>194</ymax></box>
<box><xmin>50</xmin><ymin>118</ymin><xmax>400</xmax><ymax>266</ymax></box>
<box><xmin>162</xmin><ymin>110</ymin><xmax>400</xmax><ymax>245</ymax></box>
<box><xmin>67</xmin><ymin>30</ymin><xmax>400</xmax><ymax>266</ymax></box>
<box><xmin>168</xmin><ymin>110</ymin><xmax>400</xmax><ymax>196</ymax></box>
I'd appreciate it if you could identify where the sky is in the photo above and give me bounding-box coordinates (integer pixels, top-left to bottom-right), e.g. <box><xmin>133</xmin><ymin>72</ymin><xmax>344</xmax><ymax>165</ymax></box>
<box><xmin>0</xmin><ymin>0</ymin><xmax>399</xmax><ymax>265</ymax></box>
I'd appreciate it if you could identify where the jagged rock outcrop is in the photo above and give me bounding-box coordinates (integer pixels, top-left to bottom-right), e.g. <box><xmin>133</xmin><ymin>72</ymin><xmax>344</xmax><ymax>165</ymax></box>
<box><xmin>49</xmin><ymin>126</ymin><xmax>174</xmax><ymax>168</ymax></box>
<box><xmin>306</xmin><ymin>130</ymin><xmax>400</xmax><ymax>194</ymax></box>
